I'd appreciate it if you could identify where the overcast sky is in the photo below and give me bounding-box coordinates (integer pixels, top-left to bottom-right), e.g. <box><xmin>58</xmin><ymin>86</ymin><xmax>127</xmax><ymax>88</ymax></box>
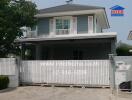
<box><xmin>32</xmin><ymin>0</ymin><xmax>132</xmax><ymax>44</ymax></box>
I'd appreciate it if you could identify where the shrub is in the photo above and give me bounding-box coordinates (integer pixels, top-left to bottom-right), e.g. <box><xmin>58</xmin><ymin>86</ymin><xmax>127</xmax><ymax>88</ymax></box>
<box><xmin>0</xmin><ymin>75</ymin><xmax>9</xmax><ymax>90</ymax></box>
<box><xmin>116</xmin><ymin>43</ymin><xmax>132</xmax><ymax>56</ymax></box>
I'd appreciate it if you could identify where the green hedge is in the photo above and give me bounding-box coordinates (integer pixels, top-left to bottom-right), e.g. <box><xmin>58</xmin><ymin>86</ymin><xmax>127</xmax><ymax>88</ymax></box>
<box><xmin>0</xmin><ymin>75</ymin><xmax>9</xmax><ymax>90</ymax></box>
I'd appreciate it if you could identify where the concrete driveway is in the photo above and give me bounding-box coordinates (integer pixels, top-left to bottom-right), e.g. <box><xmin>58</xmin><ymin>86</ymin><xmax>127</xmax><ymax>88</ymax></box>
<box><xmin>0</xmin><ymin>86</ymin><xmax>131</xmax><ymax>100</ymax></box>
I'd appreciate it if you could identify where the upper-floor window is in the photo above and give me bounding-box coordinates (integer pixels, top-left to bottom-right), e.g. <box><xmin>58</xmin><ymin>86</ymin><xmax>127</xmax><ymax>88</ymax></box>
<box><xmin>55</xmin><ymin>17</ymin><xmax>71</xmax><ymax>35</ymax></box>
<box><xmin>49</xmin><ymin>16</ymin><xmax>94</xmax><ymax>36</ymax></box>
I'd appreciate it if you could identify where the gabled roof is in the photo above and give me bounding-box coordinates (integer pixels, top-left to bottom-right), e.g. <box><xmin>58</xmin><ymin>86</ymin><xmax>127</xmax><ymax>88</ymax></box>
<box><xmin>38</xmin><ymin>4</ymin><xmax>104</xmax><ymax>14</ymax></box>
<box><xmin>110</xmin><ymin>5</ymin><xmax>125</xmax><ymax>10</ymax></box>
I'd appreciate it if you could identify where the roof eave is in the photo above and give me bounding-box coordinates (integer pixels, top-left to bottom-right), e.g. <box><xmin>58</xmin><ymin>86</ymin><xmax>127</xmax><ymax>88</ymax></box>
<box><xmin>103</xmin><ymin>8</ymin><xmax>110</xmax><ymax>29</ymax></box>
<box><xmin>35</xmin><ymin>9</ymin><xmax>103</xmax><ymax>17</ymax></box>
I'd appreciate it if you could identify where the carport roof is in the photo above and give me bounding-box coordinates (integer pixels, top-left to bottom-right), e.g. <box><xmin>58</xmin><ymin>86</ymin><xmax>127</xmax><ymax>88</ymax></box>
<box><xmin>15</xmin><ymin>32</ymin><xmax>117</xmax><ymax>43</ymax></box>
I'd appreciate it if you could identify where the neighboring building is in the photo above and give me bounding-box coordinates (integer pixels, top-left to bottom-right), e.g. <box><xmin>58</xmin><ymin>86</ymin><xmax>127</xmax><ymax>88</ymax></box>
<box><xmin>128</xmin><ymin>31</ymin><xmax>132</xmax><ymax>53</ymax></box>
<box><xmin>128</xmin><ymin>31</ymin><xmax>132</xmax><ymax>40</ymax></box>
<box><xmin>16</xmin><ymin>4</ymin><xmax>117</xmax><ymax>60</ymax></box>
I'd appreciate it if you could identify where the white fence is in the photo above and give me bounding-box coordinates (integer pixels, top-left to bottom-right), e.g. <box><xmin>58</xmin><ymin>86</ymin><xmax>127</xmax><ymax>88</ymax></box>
<box><xmin>114</xmin><ymin>56</ymin><xmax>132</xmax><ymax>93</ymax></box>
<box><xmin>21</xmin><ymin>60</ymin><xmax>110</xmax><ymax>86</ymax></box>
<box><xmin>0</xmin><ymin>58</ymin><xmax>16</xmax><ymax>75</ymax></box>
<box><xmin>0</xmin><ymin>58</ymin><xmax>18</xmax><ymax>87</ymax></box>
<box><xmin>114</xmin><ymin>56</ymin><xmax>132</xmax><ymax>86</ymax></box>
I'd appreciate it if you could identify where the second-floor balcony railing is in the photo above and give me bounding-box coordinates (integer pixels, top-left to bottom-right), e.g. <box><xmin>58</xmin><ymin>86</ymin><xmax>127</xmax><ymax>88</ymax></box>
<box><xmin>24</xmin><ymin>30</ymin><xmax>116</xmax><ymax>39</ymax></box>
<box><xmin>56</xmin><ymin>29</ymin><xmax>70</xmax><ymax>35</ymax></box>
<box><xmin>26</xmin><ymin>31</ymin><xmax>37</xmax><ymax>38</ymax></box>
<box><xmin>25</xmin><ymin>29</ymin><xmax>71</xmax><ymax>38</ymax></box>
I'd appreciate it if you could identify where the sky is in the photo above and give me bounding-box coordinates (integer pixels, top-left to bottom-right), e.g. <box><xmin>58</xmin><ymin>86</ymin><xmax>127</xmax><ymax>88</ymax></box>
<box><xmin>32</xmin><ymin>0</ymin><xmax>132</xmax><ymax>44</ymax></box>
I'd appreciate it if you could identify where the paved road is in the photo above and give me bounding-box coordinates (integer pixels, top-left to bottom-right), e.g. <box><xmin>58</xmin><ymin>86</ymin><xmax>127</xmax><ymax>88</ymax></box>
<box><xmin>0</xmin><ymin>86</ymin><xmax>131</xmax><ymax>100</ymax></box>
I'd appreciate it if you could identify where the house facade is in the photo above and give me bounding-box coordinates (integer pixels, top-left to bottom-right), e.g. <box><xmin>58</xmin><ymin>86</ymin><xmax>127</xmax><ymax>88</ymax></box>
<box><xmin>14</xmin><ymin>4</ymin><xmax>118</xmax><ymax>87</ymax></box>
<box><xmin>16</xmin><ymin>4</ymin><xmax>117</xmax><ymax>60</ymax></box>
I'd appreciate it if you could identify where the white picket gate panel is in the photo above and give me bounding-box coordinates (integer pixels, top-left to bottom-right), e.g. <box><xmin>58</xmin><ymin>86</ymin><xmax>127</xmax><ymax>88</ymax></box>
<box><xmin>21</xmin><ymin>60</ymin><xmax>110</xmax><ymax>86</ymax></box>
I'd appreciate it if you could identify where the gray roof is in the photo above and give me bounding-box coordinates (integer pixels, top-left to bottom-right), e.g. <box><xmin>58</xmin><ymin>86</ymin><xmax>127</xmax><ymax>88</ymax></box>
<box><xmin>38</xmin><ymin>4</ymin><xmax>104</xmax><ymax>14</ymax></box>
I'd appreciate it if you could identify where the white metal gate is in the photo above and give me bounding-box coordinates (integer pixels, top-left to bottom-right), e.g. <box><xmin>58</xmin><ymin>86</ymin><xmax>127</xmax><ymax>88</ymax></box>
<box><xmin>20</xmin><ymin>60</ymin><xmax>110</xmax><ymax>86</ymax></box>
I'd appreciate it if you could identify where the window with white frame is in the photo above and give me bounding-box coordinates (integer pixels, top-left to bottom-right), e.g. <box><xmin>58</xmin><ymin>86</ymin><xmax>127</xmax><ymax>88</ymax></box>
<box><xmin>55</xmin><ymin>18</ymin><xmax>70</xmax><ymax>35</ymax></box>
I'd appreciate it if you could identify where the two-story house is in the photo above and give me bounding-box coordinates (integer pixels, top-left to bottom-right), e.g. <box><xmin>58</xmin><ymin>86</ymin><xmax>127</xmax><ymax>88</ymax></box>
<box><xmin>15</xmin><ymin>4</ymin><xmax>117</xmax><ymax>87</ymax></box>
<box><xmin>16</xmin><ymin>4</ymin><xmax>117</xmax><ymax>60</ymax></box>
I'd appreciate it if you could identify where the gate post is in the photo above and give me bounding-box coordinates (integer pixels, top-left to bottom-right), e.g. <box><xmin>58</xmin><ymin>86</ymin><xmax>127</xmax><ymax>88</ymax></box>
<box><xmin>16</xmin><ymin>57</ymin><xmax>21</xmax><ymax>87</ymax></box>
<box><xmin>109</xmin><ymin>54</ymin><xmax>116</xmax><ymax>90</ymax></box>
<box><xmin>8</xmin><ymin>58</ymin><xmax>19</xmax><ymax>88</ymax></box>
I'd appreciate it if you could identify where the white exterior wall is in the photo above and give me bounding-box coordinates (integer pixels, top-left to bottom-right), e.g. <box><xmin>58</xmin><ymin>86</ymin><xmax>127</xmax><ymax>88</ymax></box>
<box><xmin>95</xmin><ymin>17</ymin><xmax>102</xmax><ymax>33</ymax></box>
<box><xmin>114</xmin><ymin>56</ymin><xmax>132</xmax><ymax>87</ymax></box>
<box><xmin>96</xmin><ymin>20</ymin><xmax>102</xmax><ymax>33</ymax></box>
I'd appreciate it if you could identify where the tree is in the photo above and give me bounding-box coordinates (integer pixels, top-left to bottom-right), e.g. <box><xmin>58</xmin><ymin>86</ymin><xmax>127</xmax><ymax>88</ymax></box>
<box><xmin>0</xmin><ymin>0</ymin><xmax>37</xmax><ymax>57</ymax></box>
<box><xmin>116</xmin><ymin>42</ymin><xmax>132</xmax><ymax>56</ymax></box>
